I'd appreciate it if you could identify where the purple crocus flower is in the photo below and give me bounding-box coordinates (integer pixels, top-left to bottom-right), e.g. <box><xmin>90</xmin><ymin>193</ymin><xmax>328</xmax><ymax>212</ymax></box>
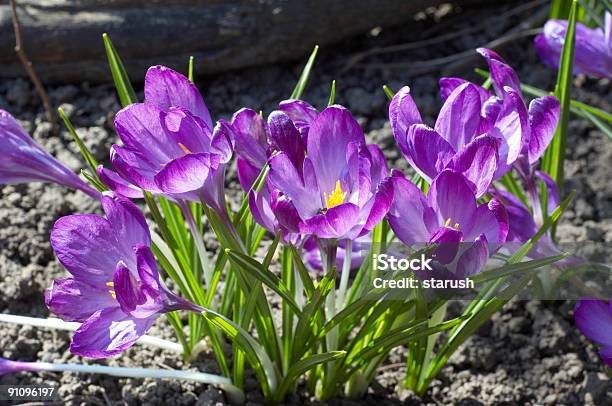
<box><xmin>535</xmin><ymin>12</ymin><xmax>612</xmax><ymax>79</ymax></box>
<box><xmin>389</xmin><ymin>82</ymin><xmax>518</xmax><ymax>198</ymax></box>
<box><xmin>106</xmin><ymin>66</ymin><xmax>233</xmax><ymax>215</ymax></box>
<box><xmin>303</xmin><ymin>236</ymin><xmax>366</xmax><ymax>272</ymax></box>
<box><xmin>574</xmin><ymin>297</ymin><xmax>612</xmax><ymax>366</ymax></box>
<box><xmin>0</xmin><ymin>110</ymin><xmax>99</xmax><ymax>199</ymax></box>
<box><xmin>439</xmin><ymin>48</ymin><xmax>560</xmax><ymax>170</ymax></box>
<box><xmin>386</xmin><ymin>169</ymin><xmax>508</xmax><ymax>274</ymax></box>
<box><xmin>46</xmin><ymin>192</ymin><xmax>199</xmax><ymax>358</ymax></box>
<box><xmin>267</xmin><ymin>105</ymin><xmax>392</xmax><ymax>240</ymax></box>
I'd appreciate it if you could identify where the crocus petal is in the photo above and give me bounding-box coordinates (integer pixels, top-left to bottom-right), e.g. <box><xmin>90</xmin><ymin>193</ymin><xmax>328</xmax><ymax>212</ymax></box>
<box><xmin>439</xmin><ymin>77</ymin><xmax>491</xmax><ymax>103</ymax></box>
<box><xmin>153</xmin><ymin>153</ymin><xmax>215</xmax><ymax>197</ymax></box>
<box><xmin>101</xmin><ymin>193</ymin><xmax>151</xmax><ymax>252</ymax></box>
<box><xmin>279</xmin><ymin>99</ymin><xmax>319</xmax><ymax>138</ymax></box>
<box><xmin>162</xmin><ymin>107</ymin><xmax>212</xmax><ymax>154</ymax></box>
<box><xmin>51</xmin><ymin>214</ymin><xmax>123</xmax><ymax>286</ymax></box>
<box><xmin>210</xmin><ymin>121</ymin><xmax>234</xmax><ymax>164</ymax></box>
<box><xmin>134</xmin><ymin>244</ymin><xmax>161</xmax><ymax>295</ymax></box>
<box><xmin>270</xmin><ymin>190</ymin><xmax>302</xmax><ymax>233</ymax></box>
<box><xmin>403</xmin><ymin>124</ymin><xmax>455</xmax><ymax>183</ymax></box>
<box><xmin>485</xmin><ymin>198</ymin><xmax>509</xmax><ymax>244</ymax></box>
<box><xmin>200</xmin><ymin>163</ymin><xmax>230</xmax><ymax>219</ymax></box>
<box><xmin>115</xmin><ymin>103</ymin><xmax>180</xmax><ymax>165</ymax></box>
<box><xmin>0</xmin><ymin>110</ymin><xmax>100</xmax><ymax>198</ymax></box>
<box><xmin>230</xmin><ymin>108</ymin><xmax>269</xmax><ymax>167</ymax></box>
<box><xmin>110</xmin><ymin>145</ymin><xmax>160</xmax><ymax>193</ymax></box>
<box><xmin>490</xmin><ymin>87</ymin><xmax>528</xmax><ymax>178</ymax></box>
<box><xmin>237</xmin><ymin>157</ymin><xmax>261</xmax><ymax>191</ymax></box>
<box><xmin>535</xmin><ymin>170</ymin><xmax>560</xmax><ymax>216</ymax></box>
<box><xmin>45</xmin><ymin>277</ymin><xmax>116</xmax><ymax>323</ymax></box>
<box><xmin>70</xmin><ymin>307</ymin><xmax>156</xmax><ymax>358</ymax></box>
<box><xmin>367</xmin><ymin>144</ymin><xmax>388</xmax><ymax>187</ymax></box>
<box><xmin>465</xmin><ymin>203</ymin><xmax>503</xmax><ymax>245</ymax></box>
<box><xmin>427</xmin><ymin>170</ymin><xmax>478</xmax><ymax>231</ymax></box>
<box><xmin>477</xmin><ymin>48</ymin><xmax>522</xmax><ymax>96</ymax></box>
<box><xmin>450</xmin><ymin>135</ymin><xmax>498</xmax><ymax>198</ymax></box>
<box><xmin>300</xmin><ymin>203</ymin><xmax>360</xmax><ymax>239</ymax></box>
<box><xmin>574</xmin><ymin>299</ymin><xmax>612</xmax><ymax>347</ymax></box>
<box><xmin>387</xmin><ymin>175</ymin><xmax>434</xmax><ymax>245</ymax></box>
<box><xmin>434</xmin><ymin>82</ymin><xmax>482</xmax><ymax>151</ymax></box>
<box><xmin>249</xmin><ymin>189</ymin><xmax>278</xmax><ymax>233</ymax></box>
<box><xmin>144</xmin><ymin>65</ymin><xmax>212</xmax><ymax>129</ymax></box>
<box><xmin>389</xmin><ymin>86</ymin><xmax>423</xmax><ymax>154</ymax></box>
<box><xmin>268</xmin><ymin>152</ymin><xmax>320</xmax><ymax>218</ymax></box>
<box><xmin>527</xmin><ymin>96</ymin><xmax>560</xmax><ymax>164</ymax></box>
<box><xmin>495</xmin><ymin>190</ymin><xmax>538</xmax><ymax>243</ymax></box>
<box><xmin>598</xmin><ymin>346</ymin><xmax>612</xmax><ymax>367</ymax></box>
<box><xmin>455</xmin><ymin>234</ymin><xmax>489</xmax><ymax>279</ymax></box>
<box><xmin>359</xmin><ymin>177</ymin><xmax>393</xmax><ymax>235</ymax></box>
<box><xmin>97</xmin><ymin>166</ymin><xmax>143</xmax><ymax>198</ymax></box>
<box><xmin>429</xmin><ymin>227</ymin><xmax>463</xmax><ymax>264</ymax></box>
<box><xmin>307</xmin><ymin>105</ymin><xmax>365</xmax><ymax>196</ymax></box>
<box><xmin>268</xmin><ymin>110</ymin><xmax>306</xmax><ymax>171</ymax></box>
<box><xmin>113</xmin><ymin>261</ymin><xmax>145</xmax><ymax>313</ymax></box>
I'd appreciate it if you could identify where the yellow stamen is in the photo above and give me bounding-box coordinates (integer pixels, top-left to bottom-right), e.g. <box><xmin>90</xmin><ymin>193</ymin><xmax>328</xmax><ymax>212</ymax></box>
<box><xmin>454</xmin><ymin>223</ymin><xmax>460</xmax><ymax>230</ymax></box>
<box><xmin>178</xmin><ymin>142</ymin><xmax>192</xmax><ymax>154</ymax></box>
<box><xmin>106</xmin><ymin>281</ymin><xmax>116</xmax><ymax>299</ymax></box>
<box><xmin>444</xmin><ymin>218</ymin><xmax>451</xmax><ymax>227</ymax></box>
<box><xmin>324</xmin><ymin>180</ymin><xmax>347</xmax><ymax>209</ymax></box>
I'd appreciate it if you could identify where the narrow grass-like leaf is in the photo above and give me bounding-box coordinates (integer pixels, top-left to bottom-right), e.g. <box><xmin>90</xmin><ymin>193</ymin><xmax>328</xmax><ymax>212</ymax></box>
<box><xmin>470</xmin><ymin>253</ymin><xmax>569</xmax><ymax>284</ymax></box>
<box><xmin>382</xmin><ymin>85</ymin><xmax>395</xmax><ymax>100</ymax></box>
<box><xmin>289</xmin><ymin>244</ymin><xmax>315</xmax><ymax>298</ymax></box>
<box><xmin>188</xmin><ymin>55</ymin><xmax>195</xmax><ymax>82</ymax></box>
<box><xmin>58</xmin><ymin>108</ymin><xmax>99</xmax><ymax>178</ymax></box>
<box><xmin>102</xmin><ymin>33</ymin><xmax>138</xmax><ymax>107</ymax></box>
<box><xmin>542</xmin><ymin>1</ymin><xmax>578</xmax><ymax>194</ymax></box>
<box><xmin>327</xmin><ymin>80</ymin><xmax>336</xmax><ymax>106</ymax></box>
<box><xmin>290</xmin><ymin>45</ymin><xmax>319</xmax><ymax>99</ymax></box>
<box><xmin>201</xmin><ymin>309</ymin><xmax>278</xmax><ymax>399</ymax></box>
<box><xmin>225</xmin><ymin>249</ymin><xmax>302</xmax><ymax>315</ymax></box>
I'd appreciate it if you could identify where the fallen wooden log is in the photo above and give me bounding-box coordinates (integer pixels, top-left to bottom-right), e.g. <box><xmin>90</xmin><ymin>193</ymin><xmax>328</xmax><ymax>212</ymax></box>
<box><xmin>0</xmin><ymin>0</ymin><xmax>467</xmax><ymax>83</ymax></box>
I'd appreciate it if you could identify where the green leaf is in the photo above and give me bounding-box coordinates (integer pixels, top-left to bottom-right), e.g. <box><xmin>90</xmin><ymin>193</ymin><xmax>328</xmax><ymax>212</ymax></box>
<box><xmin>225</xmin><ymin>249</ymin><xmax>302</xmax><ymax>315</ymax></box>
<box><xmin>470</xmin><ymin>253</ymin><xmax>569</xmax><ymax>284</ymax></box>
<box><xmin>102</xmin><ymin>33</ymin><xmax>138</xmax><ymax>107</ymax></box>
<box><xmin>382</xmin><ymin>85</ymin><xmax>395</xmax><ymax>100</ymax></box>
<box><xmin>290</xmin><ymin>45</ymin><xmax>319</xmax><ymax>99</ymax></box>
<box><xmin>201</xmin><ymin>309</ymin><xmax>278</xmax><ymax>398</ymax></box>
<box><xmin>289</xmin><ymin>244</ymin><xmax>315</xmax><ymax>298</ymax></box>
<box><xmin>58</xmin><ymin>108</ymin><xmax>100</xmax><ymax>180</ymax></box>
<box><xmin>80</xmin><ymin>169</ymin><xmax>107</xmax><ymax>192</ymax></box>
<box><xmin>274</xmin><ymin>351</ymin><xmax>345</xmax><ymax>403</ymax></box>
<box><xmin>327</xmin><ymin>80</ymin><xmax>336</xmax><ymax>106</ymax></box>
<box><xmin>188</xmin><ymin>55</ymin><xmax>195</xmax><ymax>83</ymax></box>
<box><xmin>542</xmin><ymin>0</ymin><xmax>578</xmax><ymax>195</ymax></box>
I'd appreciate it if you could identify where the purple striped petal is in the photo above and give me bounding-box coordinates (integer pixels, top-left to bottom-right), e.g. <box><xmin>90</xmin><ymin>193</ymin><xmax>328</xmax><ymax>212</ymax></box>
<box><xmin>268</xmin><ymin>152</ymin><xmax>320</xmax><ymax>218</ymax></box>
<box><xmin>101</xmin><ymin>193</ymin><xmax>150</xmax><ymax>252</ymax></box>
<box><xmin>230</xmin><ymin>108</ymin><xmax>269</xmax><ymax>167</ymax></box>
<box><xmin>144</xmin><ymin>65</ymin><xmax>212</xmax><ymax>129</ymax></box>
<box><xmin>249</xmin><ymin>189</ymin><xmax>278</xmax><ymax>233</ymax></box>
<box><xmin>300</xmin><ymin>203</ymin><xmax>360</xmax><ymax>239</ymax></box>
<box><xmin>268</xmin><ymin>110</ymin><xmax>306</xmax><ymax>171</ymax></box>
<box><xmin>404</xmin><ymin>124</ymin><xmax>455</xmax><ymax>183</ymax></box>
<box><xmin>574</xmin><ymin>299</ymin><xmax>612</xmax><ymax>347</ymax></box>
<box><xmin>279</xmin><ymin>99</ymin><xmax>318</xmax><ymax>138</ymax></box>
<box><xmin>50</xmin><ymin>214</ymin><xmax>123</xmax><ymax>286</ymax></box>
<box><xmin>477</xmin><ymin>48</ymin><xmax>522</xmax><ymax>96</ymax></box>
<box><xmin>455</xmin><ymin>234</ymin><xmax>489</xmax><ymax>279</ymax></box>
<box><xmin>439</xmin><ymin>77</ymin><xmax>491</xmax><ymax>103</ymax></box>
<box><xmin>389</xmin><ymin>86</ymin><xmax>423</xmax><ymax>153</ymax></box>
<box><xmin>110</xmin><ymin>145</ymin><xmax>160</xmax><ymax>193</ymax></box>
<box><xmin>236</xmin><ymin>157</ymin><xmax>261</xmax><ymax>191</ymax></box>
<box><xmin>154</xmin><ymin>153</ymin><xmax>217</xmax><ymax>198</ymax></box>
<box><xmin>387</xmin><ymin>175</ymin><xmax>434</xmax><ymax>245</ymax></box>
<box><xmin>429</xmin><ymin>227</ymin><xmax>463</xmax><ymax>264</ymax></box>
<box><xmin>527</xmin><ymin>96</ymin><xmax>560</xmax><ymax>164</ymax></box>
<box><xmin>45</xmin><ymin>277</ymin><xmax>116</xmax><ymax>323</ymax></box>
<box><xmin>450</xmin><ymin>135</ymin><xmax>498</xmax><ymax>198</ymax></box>
<box><xmin>70</xmin><ymin>307</ymin><xmax>156</xmax><ymax>358</ymax></box>
<box><xmin>113</xmin><ymin>261</ymin><xmax>145</xmax><ymax>313</ymax></box>
<box><xmin>427</xmin><ymin>170</ymin><xmax>478</xmax><ymax>232</ymax></box>
<box><xmin>307</xmin><ymin>105</ymin><xmax>365</xmax><ymax>196</ymax></box>
<box><xmin>270</xmin><ymin>190</ymin><xmax>301</xmax><ymax>233</ymax></box>
<box><xmin>97</xmin><ymin>166</ymin><xmax>143</xmax><ymax>198</ymax></box>
<box><xmin>434</xmin><ymin>82</ymin><xmax>482</xmax><ymax>151</ymax></box>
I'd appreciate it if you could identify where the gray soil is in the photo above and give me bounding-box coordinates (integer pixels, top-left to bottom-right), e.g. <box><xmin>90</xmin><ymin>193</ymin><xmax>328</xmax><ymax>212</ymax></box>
<box><xmin>1</xmin><ymin>1</ymin><xmax>611</xmax><ymax>405</ymax></box>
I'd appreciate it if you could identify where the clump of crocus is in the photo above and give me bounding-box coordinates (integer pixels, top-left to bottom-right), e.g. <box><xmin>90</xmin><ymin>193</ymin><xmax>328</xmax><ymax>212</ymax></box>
<box><xmin>104</xmin><ymin>66</ymin><xmax>233</xmax><ymax>214</ymax></box>
<box><xmin>46</xmin><ymin>192</ymin><xmax>200</xmax><ymax>358</ymax></box>
<box><xmin>386</xmin><ymin>169</ymin><xmax>508</xmax><ymax>276</ymax></box>
<box><xmin>267</xmin><ymin>105</ymin><xmax>391</xmax><ymax>240</ymax></box>
<box><xmin>574</xmin><ymin>297</ymin><xmax>612</xmax><ymax>366</ymax></box>
<box><xmin>535</xmin><ymin>11</ymin><xmax>611</xmax><ymax>79</ymax></box>
<box><xmin>0</xmin><ymin>110</ymin><xmax>99</xmax><ymax>199</ymax></box>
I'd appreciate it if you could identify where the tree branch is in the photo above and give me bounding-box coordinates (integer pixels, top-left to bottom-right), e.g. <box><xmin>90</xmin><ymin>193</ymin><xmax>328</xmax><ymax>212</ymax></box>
<box><xmin>9</xmin><ymin>0</ymin><xmax>56</xmax><ymax>126</ymax></box>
